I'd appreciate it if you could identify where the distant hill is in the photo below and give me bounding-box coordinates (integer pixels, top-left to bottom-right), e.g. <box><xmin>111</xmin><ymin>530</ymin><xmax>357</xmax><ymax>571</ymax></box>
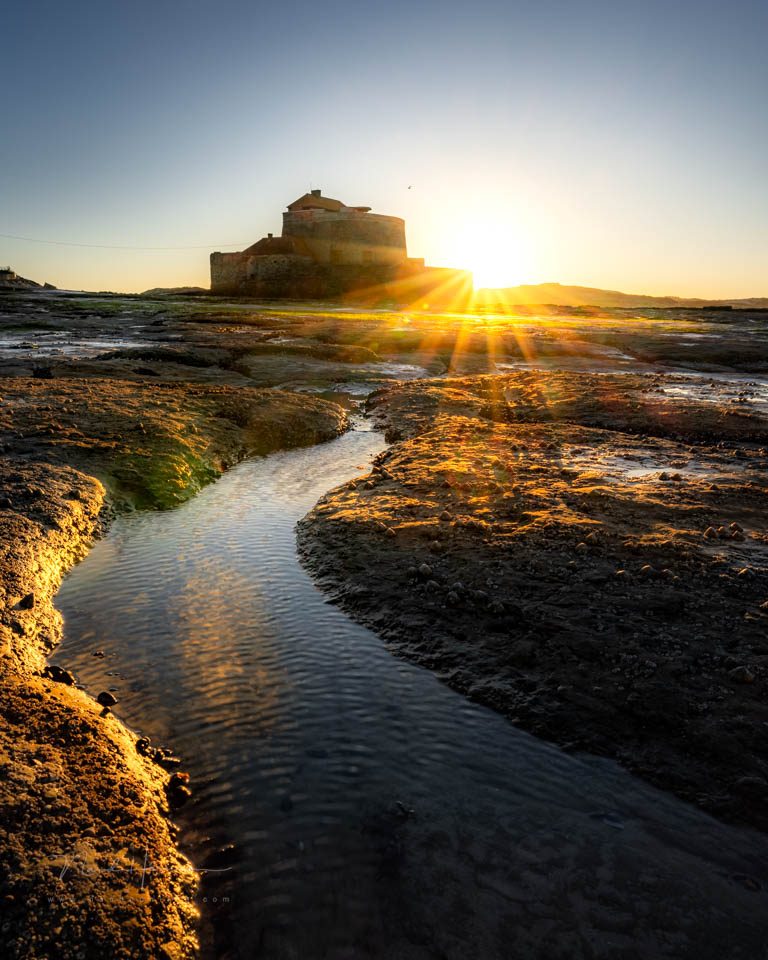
<box><xmin>140</xmin><ymin>286</ymin><xmax>207</xmax><ymax>297</ymax></box>
<box><xmin>476</xmin><ymin>282</ymin><xmax>768</xmax><ymax>310</ymax></box>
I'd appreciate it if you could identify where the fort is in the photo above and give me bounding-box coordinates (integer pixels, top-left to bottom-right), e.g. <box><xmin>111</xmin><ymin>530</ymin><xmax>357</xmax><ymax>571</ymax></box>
<box><xmin>210</xmin><ymin>190</ymin><xmax>472</xmax><ymax>305</ymax></box>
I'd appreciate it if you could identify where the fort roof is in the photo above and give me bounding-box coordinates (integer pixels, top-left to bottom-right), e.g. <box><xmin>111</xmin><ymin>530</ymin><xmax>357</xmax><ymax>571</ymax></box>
<box><xmin>287</xmin><ymin>191</ymin><xmax>344</xmax><ymax>213</ymax></box>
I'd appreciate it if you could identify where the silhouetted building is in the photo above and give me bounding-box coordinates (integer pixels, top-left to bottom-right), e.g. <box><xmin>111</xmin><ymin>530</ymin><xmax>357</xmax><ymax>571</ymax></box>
<box><xmin>210</xmin><ymin>190</ymin><xmax>472</xmax><ymax>305</ymax></box>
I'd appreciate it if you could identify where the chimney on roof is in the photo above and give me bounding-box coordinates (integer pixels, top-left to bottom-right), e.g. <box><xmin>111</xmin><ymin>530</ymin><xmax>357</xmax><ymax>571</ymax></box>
<box><xmin>311</xmin><ymin>189</ymin><xmax>321</xmax><ymax>197</ymax></box>
<box><xmin>268</xmin><ymin>232</ymin><xmax>273</xmax><ymax>238</ymax></box>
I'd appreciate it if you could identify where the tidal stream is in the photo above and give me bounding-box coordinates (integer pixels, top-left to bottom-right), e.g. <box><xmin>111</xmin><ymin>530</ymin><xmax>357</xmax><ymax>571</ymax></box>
<box><xmin>55</xmin><ymin>419</ymin><xmax>768</xmax><ymax>959</ymax></box>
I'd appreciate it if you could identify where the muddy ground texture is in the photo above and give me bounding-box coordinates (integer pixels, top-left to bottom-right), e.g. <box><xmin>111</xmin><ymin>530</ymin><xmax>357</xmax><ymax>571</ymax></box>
<box><xmin>1</xmin><ymin>291</ymin><xmax>768</xmax><ymax>954</ymax></box>
<box><xmin>299</xmin><ymin>369</ymin><xmax>768</xmax><ymax>832</ymax></box>
<box><xmin>0</xmin><ymin>294</ymin><xmax>350</xmax><ymax>959</ymax></box>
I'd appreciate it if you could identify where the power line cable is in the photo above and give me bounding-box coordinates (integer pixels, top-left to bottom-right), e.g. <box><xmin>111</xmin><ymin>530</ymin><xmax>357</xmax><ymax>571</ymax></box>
<box><xmin>0</xmin><ymin>232</ymin><xmax>248</xmax><ymax>251</ymax></box>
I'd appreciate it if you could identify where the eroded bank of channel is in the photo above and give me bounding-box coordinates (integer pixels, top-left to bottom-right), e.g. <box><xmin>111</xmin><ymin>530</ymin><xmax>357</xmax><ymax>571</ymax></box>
<box><xmin>54</xmin><ymin>415</ymin><xmax>768</xmax><ymax>960</ymax></box>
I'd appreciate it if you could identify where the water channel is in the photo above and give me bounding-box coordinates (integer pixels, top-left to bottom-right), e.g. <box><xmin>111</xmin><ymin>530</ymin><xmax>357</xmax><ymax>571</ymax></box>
<box><xmin>55</xmin><ymin>416</ymin><xmax>768</xmax><ymax>959</ymax></box>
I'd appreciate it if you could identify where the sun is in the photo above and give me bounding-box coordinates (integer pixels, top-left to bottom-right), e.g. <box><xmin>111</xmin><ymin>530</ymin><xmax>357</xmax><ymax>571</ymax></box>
<box><xmin>445</xmin><ymin>218</ymin><xmax>528</xmax><ymax>290</ymax></box>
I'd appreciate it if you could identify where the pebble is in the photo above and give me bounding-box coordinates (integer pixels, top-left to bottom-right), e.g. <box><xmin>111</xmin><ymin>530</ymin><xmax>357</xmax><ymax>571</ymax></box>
<box><xmin>418</xmin><ymin>563</ymin><xmax>433</xmax><ymax>578</ymax></box>
<box><xmin>97</xmin><ymin>691</ymin><xmax>118</xmax><ymax>707</ymax></box>
<box><xmin>44</xmin><ymin>664</ymin><xmax>75</xmax><ymax>685</ymax></box>
<box><xmin>734</xmin><ymin>776</ymin><xmax>767</xmax><ymax>793</ymax></box>
<box><xmin>704</xmin><ymin>526</ymin><xmax>717</xmax><ymax>539</ymax></box>
<box><xmin>384</xmin><ymin>527</ymin><xmax>396</xmax><ymax>538</ymax></box>
<box><xmin>168</xmin><ymin>773</ymin><xmax>191</xmax><ymax>807</ymax></box>
<box><xmin>439</xmin><ymin>510</ymin><xmax>452</xmax><ymax>521</ymax></box>
<box><xmin>728</xmin><ymin>665</ymin><xmax>755</xmax><ymax>684</ymax></box>
<box><xmin>640</xmin><ymin>564</ymin><xmax>656</xmax><ymax>579</ymax></box>
<box><xmin>429</xmin><ymin>540</ymin><xmax>442</xmax><ymax>553</ymax></box>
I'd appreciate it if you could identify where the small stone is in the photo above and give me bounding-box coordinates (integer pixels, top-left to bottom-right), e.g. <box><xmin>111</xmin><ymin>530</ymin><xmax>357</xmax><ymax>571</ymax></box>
<box><xmin>374</xmin><ymin>520</ymin><xmax>387</xmax><ymax>532</ymax></box>
<box><xmin>446</xmin><ymin>591</ymin><xmax>459</xmax><ymax>604</ymax></box>
<box><xmin>135</xmin><ymin>737</ymin><xmax>152</xmax><ymax>756</ymax></box>
<box><xmin>730</xmin><ymin>522</ymin><xmax>744</xmax><ymax>533</ymax></box>
<box><xmin>17</xmin><ymin>593</ymin><xmax>35</xmax><ymax>610</ymax></box>
<box><xmin>158</xmin><ymin>754</ymin><xmax>182</xmax><ymax>770</ymax></box>
<box><xmin>44</xmin><ymin>664</ymin><xmax>75</xmax><ymax>685</ymax></box>
<box><xmin>575</xmin><ymin>542</ymin><xmax>588</xmax><ymax>553</ymax></box>
<box><xmin>97</xmin><ymin>691</ymin><xmax>118</xmax><ymax>707</ymax></box>
<box><xmin>659</xmin><ymin>471</ymin><xmax>670</xmax><ymax>481</ymax></box>
<box><xmin>584</xmin><ymin>532</ymin><xmax>598</xmax><ymax>545</ymax></box>
<box><xmin>734</xmin><ymin>776</ymin><xmax>767</xmax><ymax>793</ymax></box>
<box><xmin>732</xmin><ymin>531</ymin><xmax>745</xmax><ymax>541</ymax></box>
<box><xmin>703</xmin><ymin>526</ymin><xmax>717</xmax><ymax>539</ymax></box>
<box><xmin>384</xmin><ymin>527</ymin><xmax>396</xmax><ymax>538</ymax></box>
<box><xmin>429</xmin><ymin>540</ymin><xmax>442</xmax><ymax>553</ymax></box>
<box><xmin>168</xmin><ymin>782</ymin><xmax>191</xmax><ymax>807</ymax></box>
<box><xmin>418</xmin><ymin>563</ymin><xmax>433</xmax><ymax>578</ymax></box>
<box><xmin>640</xmin><ymin>564</ymin><xmax>656</xmax><ymax>579</ymax></box>
<box><xmin>489</xmin><ymin>600</ymin><xmax>505</xmax><ymax>615</ymax></box>
<box><xmin>728</xmin><ymin>666</ymin><xmax>755</xmax><ymax>684</ymax></box>
<box><xmin>439</xmin><ymin>510</ymin><xmax>452</xmax><ymax>521</ymax></box>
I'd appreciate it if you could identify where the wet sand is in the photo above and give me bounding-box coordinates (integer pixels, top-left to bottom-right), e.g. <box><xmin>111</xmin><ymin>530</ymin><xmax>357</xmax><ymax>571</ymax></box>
<box><xmin>299</xmin><ymin>371</ymin><xmax>768</xmax><ymax>831</ymax></box>
<box><xmin>1</xmin><ymin>290</ymin><xmax>767</xmax><ymax>957</ymax></box>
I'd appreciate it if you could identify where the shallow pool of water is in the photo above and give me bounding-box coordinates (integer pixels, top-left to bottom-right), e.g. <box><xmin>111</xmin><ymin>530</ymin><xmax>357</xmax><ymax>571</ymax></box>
<box><xmin>55</xmin><ymin>424</ymin><xmax>768</xmax><ymax>959</ymax></box>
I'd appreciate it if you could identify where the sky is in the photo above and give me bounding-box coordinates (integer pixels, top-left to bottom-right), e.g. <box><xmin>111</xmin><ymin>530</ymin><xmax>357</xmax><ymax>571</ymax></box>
<box><xmin>2</xmin><ymin>0</ymin><xmax>767</xmax><ymax>297</ymax></box>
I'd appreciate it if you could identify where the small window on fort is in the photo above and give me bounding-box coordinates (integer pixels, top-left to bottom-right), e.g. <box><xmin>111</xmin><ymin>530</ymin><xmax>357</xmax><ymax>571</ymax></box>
<box><xmin>330</xmin><ymin>247</ymin><xmax>342</xmax><ymax>264</ymax></box>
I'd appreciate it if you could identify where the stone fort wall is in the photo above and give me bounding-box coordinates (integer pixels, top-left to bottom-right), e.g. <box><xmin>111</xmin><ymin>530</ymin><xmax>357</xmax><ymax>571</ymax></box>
<box><xmin>281</xmin><ymin>209</ymin><xmax>406</xmax><ymax>265</ymax></box>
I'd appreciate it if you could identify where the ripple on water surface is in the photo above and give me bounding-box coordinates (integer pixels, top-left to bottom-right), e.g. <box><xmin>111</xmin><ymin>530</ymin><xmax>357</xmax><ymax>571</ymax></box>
<box><xmin>56</xmin><ymin>426</ymin><xmax>768</xmax><ymax>959</ymax></box>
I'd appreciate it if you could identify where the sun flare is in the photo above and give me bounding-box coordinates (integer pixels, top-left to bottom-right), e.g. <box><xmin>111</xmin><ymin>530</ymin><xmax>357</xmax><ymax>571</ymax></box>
<box><xmin>446</xmin><ymin>218</ymin><xmax>529</xmax><ymax>290</ymax></box>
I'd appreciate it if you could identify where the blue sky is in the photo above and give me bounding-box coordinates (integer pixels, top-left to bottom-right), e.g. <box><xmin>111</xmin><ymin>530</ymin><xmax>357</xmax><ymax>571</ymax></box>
<box><xmin>3</xmin><ymin>0</ymin><xmax>767</xmax><ymax>295</ymax></box>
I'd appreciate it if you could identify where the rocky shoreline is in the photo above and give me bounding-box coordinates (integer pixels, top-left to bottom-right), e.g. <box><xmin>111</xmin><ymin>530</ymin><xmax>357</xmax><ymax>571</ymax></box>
<box><xmin>298</xmin><ymin>372</ymin><xmax>768</xmax><ymax>833</ymax></box>
<box><xmin>0</xmin><ymin>299</ymin><xmax>348</xmax><ymax>959</ymax></box>
<box><xmin>3</xmin><ymin>291</ymin><xmax>768</xmax><ymax>954</ymax></box>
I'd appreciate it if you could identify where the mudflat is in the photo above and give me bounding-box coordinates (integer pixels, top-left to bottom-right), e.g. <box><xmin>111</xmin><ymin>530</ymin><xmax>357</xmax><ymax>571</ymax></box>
<box><xmin>1</xmin><ymin>291</ymin><xmax>767</xmax><ymax>956</ymax></box>
<box><xmin>299</xmin><ymin>370</ymin><xmax>768</xmax><ymax>830</ymax></box>
<box><xmin>0</xmin><ymin>293</ymin><xmax>348</xmax><ymax>959</ymax></box>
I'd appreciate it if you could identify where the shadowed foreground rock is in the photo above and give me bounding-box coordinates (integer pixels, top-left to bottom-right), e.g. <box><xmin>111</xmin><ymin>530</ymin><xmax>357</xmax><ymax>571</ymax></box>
<box><xmin>0</xmin><ymin>379</ymin><xmax>346</xmax><ymax>959</ymax></box>
<box><xmin>298</xmin><ymin>373</ymin><xmax>768</xmax><ymax>832</ymax></box>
